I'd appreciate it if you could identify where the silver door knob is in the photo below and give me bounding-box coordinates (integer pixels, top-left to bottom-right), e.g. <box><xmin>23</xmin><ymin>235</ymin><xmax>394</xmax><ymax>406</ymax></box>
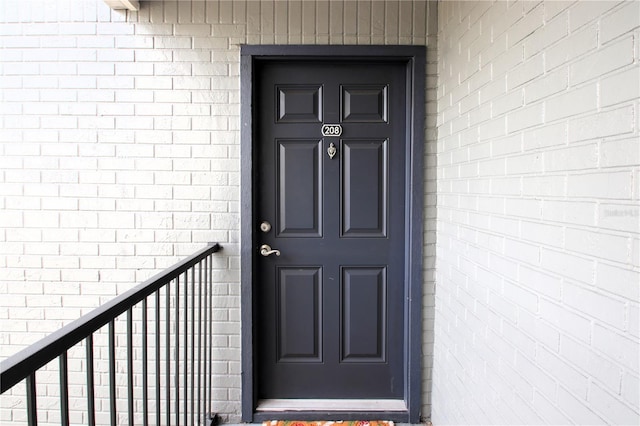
<box><xmin>260</xmin><ymin>244</ymin><xmax>281</xmax><ymax>257</ymax></box>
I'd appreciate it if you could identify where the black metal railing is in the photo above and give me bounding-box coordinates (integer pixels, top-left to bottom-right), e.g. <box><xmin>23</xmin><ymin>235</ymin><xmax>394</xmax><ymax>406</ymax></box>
<box><xmin>1</xmin><ymin>243</ymin><xmax>222</xmax><ymax>426</ymax></box>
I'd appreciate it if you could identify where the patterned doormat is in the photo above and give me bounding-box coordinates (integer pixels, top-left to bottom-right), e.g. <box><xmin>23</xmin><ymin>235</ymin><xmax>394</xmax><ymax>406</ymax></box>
<box><xmin>264</xmin><ymin>422</ymin><xmax>394</xmax><ymax>426</ymax></box>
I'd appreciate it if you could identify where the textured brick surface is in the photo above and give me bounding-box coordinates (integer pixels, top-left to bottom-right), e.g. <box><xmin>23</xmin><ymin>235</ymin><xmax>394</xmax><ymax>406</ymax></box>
<box><xmin>1</xmin><ymin>0</ymin><xmax>437</xmax><ymax>423</ymax></box>
<box><xmin>4</xmin><ymin>1</ymin><xmax>639</xmax><ymax>424</ymax></box>
<box><xmin>434</xmin><ymin>1</ymin><xmax>640</xmax><ymax>424</ymax></box>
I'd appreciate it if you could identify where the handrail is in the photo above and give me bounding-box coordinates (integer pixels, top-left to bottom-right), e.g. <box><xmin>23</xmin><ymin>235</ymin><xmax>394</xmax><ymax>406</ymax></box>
<box><xmin>1</xmin><ymin>242</ymin><xmax>222</xmax><ymax>394</ymax></box>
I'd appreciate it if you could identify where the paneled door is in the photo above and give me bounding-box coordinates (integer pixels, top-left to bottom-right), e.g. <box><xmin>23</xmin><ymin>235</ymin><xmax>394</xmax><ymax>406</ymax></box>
<box><xmin>256</xmin><ymin>60</ymin><xmax>407</xmax><ymax>400</ymax></box>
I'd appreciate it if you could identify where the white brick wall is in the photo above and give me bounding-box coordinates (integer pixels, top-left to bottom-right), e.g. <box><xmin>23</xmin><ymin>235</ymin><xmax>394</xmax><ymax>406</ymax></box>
<box><xmin>435</xmin><ymin>1</ymin><xmax>639</xmax><ymax>425</ymax></box>
<box><xmin>1</xmin><ymin>0</ymin><xmax>438</xmax><ymax>423</ymax></box>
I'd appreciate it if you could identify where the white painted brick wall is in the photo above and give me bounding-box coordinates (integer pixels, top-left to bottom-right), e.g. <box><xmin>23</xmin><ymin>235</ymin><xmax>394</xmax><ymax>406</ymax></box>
<box><xmin>435</xmin><ymin>1</ymin><xmax>639</xmax><ymax>425</ymax></box>
<box><xmin>1</xmin><ymin>0</ymin><xmax>438</xmax><ymax>423</ymax></box>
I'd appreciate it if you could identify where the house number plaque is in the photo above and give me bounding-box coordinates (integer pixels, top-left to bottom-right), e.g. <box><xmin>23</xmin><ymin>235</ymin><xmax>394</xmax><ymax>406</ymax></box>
<box><xmin>321</xmin><ymin>124</ymin><xmax>342</xmax><ymax>137</ymax></box>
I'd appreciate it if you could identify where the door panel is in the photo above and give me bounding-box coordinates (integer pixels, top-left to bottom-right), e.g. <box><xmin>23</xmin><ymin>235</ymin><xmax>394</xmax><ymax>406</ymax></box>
<box><xmin>277</xmin><ymin>85</ymin><xmax>323</xmax><ymax>123</ymax></box>
<box><xmin>277</xmin><ymin>140</ymin><xmax>323</xmax><ymax>237</ymax></box>
<box><xmin>341</xmin><ymin>85</ymin><xmax>388</xmax><ymax>122</ymax></box>
<box><xmin>257</xmin><ymin>61</ymin><xmax>406</xmax><ymax>400</ymax></box>
<box><xmin>277</xmin><ymin>267</ymin><xmax>323</xmax><ymax>362</ymax></box>
<box><xmin>341</xmin><ymin>139</ymin><xmax>388</xmax><ymax>237</ymax></box>
<box><xmin>341</xmin><ymin>266</ymin><xmax>387</xmax><ymax>362</ymax></box>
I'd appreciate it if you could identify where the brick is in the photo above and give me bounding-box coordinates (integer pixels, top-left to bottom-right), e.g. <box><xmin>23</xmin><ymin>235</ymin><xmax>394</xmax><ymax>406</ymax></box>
<box><xmin>588</xmin><ymin>381</ymin><xmax>640</xmax><ymax>425</ymax></box>
<box><xmin>58</xmin><ymin>209</ymin><xmax>99</xmax><ymax>230</ymax></box>
<box><xmin>520</xmin><ymin>265</ymin><xmax>562</xmax><ymax>300</ymax></box>
<box><xmin>504</xmin><ymin>237</ymin><xmax>538</xmax><ymax>265</ymax></box>
<box><xmin>558</xmin><ymin>386</ymin><xmax>606</xmax><ymax>424</ymax></box>
<box><xmin>601</xmin><ymin>67</ymin><xmax>640</xmax><ymax>107</ymax></box>
<box><xmin>564</xmin><ymin>281</ymin><xmax>626</xmax><ymax>330</ymax></box>
<box><xmin>134</xmin><ymin>76</ymin><xmax>172</xmax><ymax>90</ymax></box>
<box><xmin>505</xmin><ymin>198</ymin><xmax>542</xmax><ymax>219</ymax></box>
<box><xmin>522</xmin><ymin>175</ymin><xmax>565</xmax><ymax>197</ymax></box>
<box><xmin>487</xmin><ymin>290</ymin><xmax>518</xmax><ymax>324</ymax></box>
<box><xmin>568</xmin><ymin>1</ymin><xmax>617</xmax><ymax>32</ymax></box>
<box><xmin>502</xmin><ymin>319</ymin><xmax>537</xmax><ymax>356</ymax></box>
<box><xmin>545</xmin><ymin>143</ymin><xmax>599</xmax><ymax>172</ymax></box>
<box><xmin>0</xmin><ymin>210</ymin><xmax>23</xmax><ymax>228</ymax></box>
<box><xmin>112</xmin><ymin>167</ymin><xmax>154</xmax><ymax>183</ymax></box>
<box><xmin>524</xmin><ymin>10</ymin><xmax>568</xmax><ymax>58</ymax></box>
<box><xmin>533</xmin><ymin>390</ymin><xmax>572</xmax><ymax>424</ymax></box>
<box><xmin>561</xmin><ymin>334</ymin><xmax>622</xmax><ymax>393</ymax></box>
<box><xmin>567</xmin><ymin>171</ymin><xmax>632</xmax><ymax>200</ymax></box>
<box><xmin>546</xmin><ymin>84</ymin><xmax>597</xmax><ymax>122</ymax></box>
<box><xmin>97</xmin><ymin>76</ymin><xmax>134</xmax><ymax>89</ymax></box>
<box><xmin>565</xmin><ymin>227</ymin><xmax>629</xmax><ymax>264</ymax></box>
<box><xmin>491</xmin><ymin>41</ymin><xmax>524</xmax><ymax>79</ymax></box>
<box><xmin>570</xmin><ymin>36</ymin><xmax>634</xmax><ymax>85</ymax></box>
<box><xmin>545</xmin><ymin>22</ymin><xmax>597</xmax><ymax>70</ymax></box>
<box><xmin>477</xmin><ymin>116</ymin><xmax>506</xmax><ymax>141</ymax></box>
<box><xmin>592</xmin><ymin>324</ymin><xmax>639</xmax><ymax>373</ymax></box>
<box><xmin>540</xmin><ymin>299</ymin><xmax>590</xmax><ymax>343</ymax></box>
<box><xmin>515</xmin><ymin>351</ymin><xmax>557</xmax><ymax>397</ymax></box>
<box><xmin>544</xmin><ymin>201</ymin><xmax>597</xmax><ymax>226</ymax></box>
<box><xmin>97</xmin><ymin>212</ymin><xmax>135</xmax><ymax>229</ymax></box>
<box><xmin>622</xmin><ymin>372</ymin><xmax>639</xmax><ymax>409</ymax></box>
<box><xmin>483</xmin><ymin>218</ymin><xmax>515</xmax><ymax>243</ymax></box>
<box><xmin>508</xmin><ymin>54</ymin><xmax>544</xmax><ymax>90</ymax></box>
<box><xmin>601</xmin><ymin>137</ymin><xmax>640</xmax><ymax>169</ymax></box>
<box><xmin>491</xmin><ymin>176</ymin><xmax>521</xmax><ymax>196</ymax></box>
<box><xmin>133</xmin><ymin>103</ymin><xmax>172</xmax><ymax>117</ymax></box>
<box><xmin>538</xmin><ymin>345</ymin><xmax>589</xmax><ymax>399</ymax></box>
<box><xmin>522</xmin><ymin>121</ymin><xmax>567</xmax><ymax>152</ymax></box>
<box><xmin>507</xmin><ymin>103</ymin><xmax>544</xmax><ymax>133</ymax></box>
<box><xmin>174</xmin><ymin>24</ymin><xmax>211</xmax><ymax>36</ymax></box>
<box><xmin>511</xmin><ymin>390</ymin><xmax>545</xmax><ymax>423</ymax></box>
<box><xmin>518</xmin><ymin>309</ymin><xmax>560</xmax><ymax>351</ymax></box>
<box><xmin>483</xmin><ymin>0</ymin><xmax>516</xmax><ymax>40</ymax></box>
<box><xmin>598</xmin><ymin>203</ymin><xmax>640</xmax><ymax>233</ymax></box>
<box><xmin>568</xmin><ymin>105</ymin><xmax>634</xmax><ymax>143</ymax></box>
<box><xmin>524</xmin><ymin>68</ymin><xmax>568</xmax><ymax>104</ymax></box>
<box><xmin>630</xmin><ymin>304</ymin><xmax>639</xmax><ymax>338</ymax></box>
<box><xmin>503</xmin><ymin>276</ymin><xmax>538</xmax><ymax>312</ymax></box>
<box><xmin>600</xmin><ymin>1</ymin><xmax>640</xmax><ymax>44</ymax></box>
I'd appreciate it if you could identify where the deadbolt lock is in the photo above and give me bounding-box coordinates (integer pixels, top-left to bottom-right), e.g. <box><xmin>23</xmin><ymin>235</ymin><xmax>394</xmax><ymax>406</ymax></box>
<box><xmin>260</xmin><ymin>221</ymin><xmax>272</xmax><ymax>233</ymax></box>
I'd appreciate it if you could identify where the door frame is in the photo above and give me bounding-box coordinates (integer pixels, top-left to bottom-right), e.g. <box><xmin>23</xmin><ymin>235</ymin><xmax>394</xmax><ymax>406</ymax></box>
<box><xmin>240</xmin><ymin>45</ymin><xmax>425</xmax><ymax>423</ymax></box>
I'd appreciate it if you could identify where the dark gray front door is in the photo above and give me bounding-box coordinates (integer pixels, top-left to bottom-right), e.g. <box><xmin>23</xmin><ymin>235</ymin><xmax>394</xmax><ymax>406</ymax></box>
<box><xmin>256</xmin><ymin>60</ymin><xmax>407</xmax><ymax>399</ymax></box>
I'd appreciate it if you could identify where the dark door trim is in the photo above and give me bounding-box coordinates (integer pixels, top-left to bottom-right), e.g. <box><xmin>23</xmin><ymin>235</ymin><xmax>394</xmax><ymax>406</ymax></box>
<box><xmin>240</xmin><ymin>45</ymin><xmax>425</xmax><ymax>423</ymax></box>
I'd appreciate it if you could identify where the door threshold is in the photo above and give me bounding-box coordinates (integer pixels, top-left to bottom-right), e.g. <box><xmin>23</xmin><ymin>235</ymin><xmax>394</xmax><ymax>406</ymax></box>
<box><xmin>256</xmin><ymin>399</ymin><xmax>407</xmax><ymax>412</ymax></box>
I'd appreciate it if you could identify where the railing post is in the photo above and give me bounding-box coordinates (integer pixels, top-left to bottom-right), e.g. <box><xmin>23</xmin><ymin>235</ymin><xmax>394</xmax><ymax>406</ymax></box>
<box><xmin>183</xmin><ymin>270</ymin><xmax>189</xmax><ymax>426</ymax></box>
<box><xmin>165</xmin><ymin>282</ymin><xmax>171</xmax><ymax>426</ymax></box>
<box><xmin>209</xmin><ymin>255</ymin><xmax>214</xmax><ymax>413</ymax></box>
<box><xmin>197</xmin><ymin>260</ymin><xmax>203</xmax><ymax>424</ymax></box>
<box><xmin>127</xmin><ymin>308</ymin><xmax>134</xmax><ymax>426</ymax></box>
<box><xmin>26</xmin><ymin>373</ymin><xmax>37</xmax><ymax>426</ymax></box>
<box><xmin>59</xmin><ymin>352</ymin><xmax>69</xmax><ymax>426</ymax></box>
<box><xmin>175</xmin><ymin>276</ymin><xmax>180</xmax><ymax>426</ymax></box>
<box><xmin>86</xmin><ymin>335</ymin><xmax>96</xmax><ymax>426</ymax></box>
<box><xmin>108</xmin><ymin>321</ymin><xmax>116</xmax><ymax>426</ymax></box>
<box><xmin>155</xmin><ymin>291</ymin><xmax>161</xmax><ymax>425</ymax></box>
<box><xmin>190</xmin><ymin>266</ymin><xmax>195</xmax><ymax>426</ymax></box>
<box><xmin>203</xmin><ymin>255</ymin><xmax>209</xmax><ymax>419</ymax></box>
<box><xmin>142</xmin><ymin>298</ymin><xmax>148</xmax><ymax>426</ymax></box>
